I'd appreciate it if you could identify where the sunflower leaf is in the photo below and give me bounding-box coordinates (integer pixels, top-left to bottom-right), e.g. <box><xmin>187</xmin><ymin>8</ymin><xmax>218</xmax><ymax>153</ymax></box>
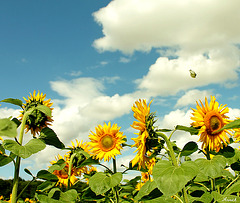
<box><xmin>134</xmin><ymin>180</ymin><xmax>159</xmax><ymax>201</ymax></box>
<box><xmin>37</xmin><ymin>170</ymin><xmax>58</xmax><ymax>181</ymax></box>
<box><xmin>48</xmin><ymin>159</ymin><xmax>66</xmax><ymax>173</ymax></box>
<box><xmin>152</xmin><ymin>160</ymin><xmax>199</xmax><ymax>196</ymax></box>
<box><xmin>215</xmin><ymin>119</ymin><xmax>240</xmax><ymax>132</ymax></box>
<box><xmin>195</xmin><ymin>155</ymin><xmax>226</xmax><ymax>179</ymax></box>
<box><xmin>1</xmin><ymin>98</ymin><xmax>23</xmax><ymax>107</ymax></box>
<box><xmin>39</xmin><ymin>127</ymin><xmax>65</xmax><ymax>149</ymax></box>
<box><xmin>0</xmin><ymin>151</ymin><xmax>16</xmax><ymax>167</ymax></box>
<box><xmin>175</xmin><ymin>125</ymin><xmax>199</xmax><ymax>135</ymax></box>
<box><xmin>2</xmin><ymin>138</ymin><xmax>46</xmax><ymax>159</ymax></box>
<box><xmin>0</xmin><ymin>118</ymin><xmax>18</xmax><ymax>138</ymax></box>
<box><xmin>181</xmin><ymin>141</ymin><xmax>198</xmax><ymax>157</ymax></box>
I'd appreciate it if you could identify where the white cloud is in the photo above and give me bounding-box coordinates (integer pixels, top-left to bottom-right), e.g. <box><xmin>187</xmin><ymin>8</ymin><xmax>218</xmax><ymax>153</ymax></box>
<box><xmin>93</xmin><ymin>0</ymin><xmax>240</xmax><ymax>54</ymax></box>
<box><xmin>175</xmin><ymin>89</ymin><xmax>213</xmax><ymax>108</ymax></box>
<box><xmin>119</xmin><ymin>57</ymin><xmax>131</xmax><ymax>63</ymax></box>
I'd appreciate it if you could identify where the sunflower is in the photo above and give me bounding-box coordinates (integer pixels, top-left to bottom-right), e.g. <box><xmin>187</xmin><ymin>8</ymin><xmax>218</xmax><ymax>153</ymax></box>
<box><xmin>88</xmin><ymin>122</ymin><xmax>126</xmax><ymax>162</ymax></box>
<box><xmin>191</xmin><ymin>96</ymin><xmax>232</xmax><ymax>152</ymax></box>
<box><xmin>131</xmin><ymin>99</ymin><xmax>152</xmax><ymax>169</ymax></box>
<box><xmin>20</xmin><ymin>90</ymin><xmax>53</xmax><ymax>136</ymax></box>
<box><xmin>51</xmin><ymin>155</ymin><xmax>79</xmax><ymax>187</ymax></box>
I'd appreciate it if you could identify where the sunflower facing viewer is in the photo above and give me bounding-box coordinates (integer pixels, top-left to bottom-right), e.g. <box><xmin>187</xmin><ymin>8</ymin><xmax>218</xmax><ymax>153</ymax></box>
<box><xmin>88</xmin><ymin>122</ymin><xmax>126</xmax><ymax>162</ymax></box>
<box><xmin>191</xmin><ymin>96</ymin><xmax>232</xmax><ymax>152</ymax></box>
<box><xmin>20</xmin><ymin>90</ymin><xmax>53</xmax><ymax>137</ymax></box>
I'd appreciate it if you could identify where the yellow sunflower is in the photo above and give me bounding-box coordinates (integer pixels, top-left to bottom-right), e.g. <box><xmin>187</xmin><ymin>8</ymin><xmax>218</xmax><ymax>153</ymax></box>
<box><xmin>191</xmin><ymin>96</ymin><xmax>232</xmax><ymax>152</ymax></box>
<box><xmin>88</xmin><ymin>122</ymin><xmax>126</xmax><ymax>162</ymax></box>
<box><xmin>131</xmin><ymin>99</ymin><xmax>152</xmax><ymax>169</ymax></box>
<box><xmin>20</xmin><ymin>90</ymin><xmax>53</xmax><ymax>136</ymax></box>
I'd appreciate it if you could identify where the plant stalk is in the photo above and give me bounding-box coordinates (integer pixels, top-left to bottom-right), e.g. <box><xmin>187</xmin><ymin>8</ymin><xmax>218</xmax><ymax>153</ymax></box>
<box><xmin>67</xmin><ymin>153</ymin><xmax>77</xmax><ymax>190</ymax></box>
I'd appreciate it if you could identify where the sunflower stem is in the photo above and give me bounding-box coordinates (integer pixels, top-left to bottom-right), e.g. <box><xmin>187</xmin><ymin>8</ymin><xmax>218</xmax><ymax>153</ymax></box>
<box><xmin>113</xmin><ymin>158</ymin><xmax>117</xmax><ymax>174</ymax></box>
<box><xmin>11</xmin><ymin>111</ymin><xmax>30</xmax><ymax>203</ymax></box>
<box><xmin>68</xmin><ymin>153</ymin><xmax>77</xmax><ymax>190</ymax></box>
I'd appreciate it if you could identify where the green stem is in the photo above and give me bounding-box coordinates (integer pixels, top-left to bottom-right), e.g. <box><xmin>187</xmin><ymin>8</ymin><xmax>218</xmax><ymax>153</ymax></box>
<box><xmin>17</xmin><ymin>177</ymin><xmax>36</xmax><ymax>200</ymax></box>
<box><xmin>67</xmin><ymin>153</ymin><xmax>77</xmax><ymax>190</ymax></box>
<box><xmin>222</xmin><ymin>176</ymin><xmax>239</xmax><ymax>194</ymax></box>
<box><xmin>11</xmin><ymin>111</ymin><xmax>30</xmax><ymax>203</ymax></box>
<box><xmin>169</xmin><ymin>129</ymin><xmax>177</xmax><ymax>140</ymax></box>
<box><xmin>112</xmin><ymin>158</ymin><xmax>119</xmax><ymax>203</ymax></box>
<box><xmin>113</xmin><ymin>158</ymin><xmax>117</xmax><ymax>174</ymax></box>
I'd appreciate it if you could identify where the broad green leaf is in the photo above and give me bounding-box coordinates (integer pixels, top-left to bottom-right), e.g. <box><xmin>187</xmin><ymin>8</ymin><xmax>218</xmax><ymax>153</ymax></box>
<box><xmin>39</xmin><ymin>127</ymin><xmax>65</xmax><ymax>149</ymax></box>
<box><xmin>0</xmin><ymin>118</ymin><xmax>17</xmax><ymax>137</ymax></box>
<box><xmin>181</xmin><ymin>141</ymin><xmax>198</xmax><ymax>157</ymax></box>
<box><xmin>134</xmin><ymin>180</ymin><xmax>158</xmax><ymax>201</ymax></box>
<box><xmin>37</xmin><ymin>170</ymin><xmax>59</xmax><ymax>181</ymax></box>
<box><xmin>216</xmin><ymin>119</ymin><xmax>240</xmax><ymax>132</ymax></box>
<box><xmin>227</xmin><ymin>149</ymin><xmax>240</xmax><ymax>165</ymax></box>
<box><xmin>175</xmin><ymin>125</ymin><xmax>199</xmax><ymax>135</ymax></box>
<box><xmin>2</xmin><ymin>138</ymin><xmax>46</xmax><ymax>159</ymax></box>
<box><xmin>37</xmin><ymin>181</ymin><xmax>56</xmax><ymax>192</ymax></box>
<box><xmin>48</xmin><ymin>159</ymin><xmax>66</xmax><ymax>173</ymax></box>
<box><xmin>0</xmin><ymin>152</ymin><xmax>16</xmax><ymax>167</ymax></box>
<box><xmin>195</xmin><ymin>155</ymin><xmax>226</xmax><ymax>179</ymax></box>
<box><xmin>1</xmin><ymin>98</ymin><xmax>23</xmax><ymax>107</ymax></box>
<box><xmin>35</xmin><ymin>194</ymin><xmax>59</xmax><ymax>203</ymax></box>
<box><xmin>59</xmin><ymin>189</ymin><xmax>78</xmax><ymax>202</ymax></box>
<box><xmin>152</xmin><ymin>160</ymin><xmax>199</xmax><ymax>196</ymax></box>
<box><xmin>89</xmin><ymin>172</ymin><xmax>120</xmax><ymax>195</ymax></box>
<box><xmin>212</xmin><ymin>191</ymin><xmax>240</xmax><ymax>203</ymax></box>
<box><xmin>217</xmin><ymin>146</ymin><xmax>235</xmax><ymax>158</ymax></box>
<box><xmin>224</xmin><ymin>180</ymin><xmax>240</xmax><ymax>195</ymax></box>
<box><xmin>189</xmin><ymin>192</ymin><xmax>213</xmax><ymax>203</ymax></box>
<box><xmin>77</xmin><ymin>156</ymin><xmax>99</xmax><ymax>168</ymax></box>
<box><xmin>36</xmin><ymin>104</ymin><xmax>52</xmax><ymax>117</ymax></box>
<box><xmin>231</xmin><ymin>161</ymin><xmax>240</xmax><ymax>171</ymax></box>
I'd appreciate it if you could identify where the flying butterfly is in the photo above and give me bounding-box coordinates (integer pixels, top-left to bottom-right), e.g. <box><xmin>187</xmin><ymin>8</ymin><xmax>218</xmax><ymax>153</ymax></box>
<box><xmin>189</xmin><ymin>69</ymin><xmax>197</xmax><ymax>78</ymax></box>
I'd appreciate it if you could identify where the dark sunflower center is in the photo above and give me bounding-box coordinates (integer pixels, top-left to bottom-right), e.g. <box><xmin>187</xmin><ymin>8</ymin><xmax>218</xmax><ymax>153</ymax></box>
<box><xmin>100</xmin><ymin>134</ymin><xmax>114</xmax><ymax>150</ymax></box>
<box><xmin>210</xmin><ymin>116</ymin><xmax>221</xmax><ymax>131</ymax></box>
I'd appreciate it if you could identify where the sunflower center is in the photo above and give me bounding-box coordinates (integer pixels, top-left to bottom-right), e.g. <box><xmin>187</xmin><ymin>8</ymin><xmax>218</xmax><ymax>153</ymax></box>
<box><xmin>100</xmin><ymin>134</ymin><xmax>115</xmax><ymax>151</ymax></box>
<box><xmin>210</xmin><ymin>116</ymin><xmax>221</xmax><ymax>131</ymax></box>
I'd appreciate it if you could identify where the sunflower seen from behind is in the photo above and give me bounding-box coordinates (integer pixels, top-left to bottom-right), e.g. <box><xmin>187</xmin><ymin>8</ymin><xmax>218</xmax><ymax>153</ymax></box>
<box><xmin>131</xmin><ymin>99</ymin><xmax>153</xmax><ymax>169</ymax></box>
<box><xmin>88</xmin><ymin>122</ymin><xmax>126</xmax><ymax>162</ymax></box>
<box><xmin>191</xmin><ymin>96</ymin><xmax>232</xmax><ymax>152</ymax></box>
<box><xmin>20</xmin><ymin>90</ymin><xmax>53</xmax><ymax>137</ymax></box>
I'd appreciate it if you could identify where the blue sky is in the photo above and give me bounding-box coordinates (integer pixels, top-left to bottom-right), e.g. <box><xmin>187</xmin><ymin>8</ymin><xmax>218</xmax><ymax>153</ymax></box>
<box><xmin>1</xmin><ymin>0</ymin><xmax>240</xmax><ymax>180</ymax></box>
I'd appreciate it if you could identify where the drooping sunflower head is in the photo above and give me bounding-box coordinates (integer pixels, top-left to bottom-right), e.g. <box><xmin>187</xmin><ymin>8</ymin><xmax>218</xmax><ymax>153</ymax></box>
<box><xmin>51</xmin><ymin>155</ymin><xmax>79</xmax><ymax>187</ymax></box>
<box><xmin>191</xmin><ymin>96</ymin><xmax>232</xmax><ymax>152</ymax></box>
<box><xmin>88</xmin><ymin>122</ymin><xmax>126</xmax><ymax>162</ymax></box>
<box><xmin>20</xmin><ymin>90</ymin><xmax>53</xmax><ymax>137</ymax></box>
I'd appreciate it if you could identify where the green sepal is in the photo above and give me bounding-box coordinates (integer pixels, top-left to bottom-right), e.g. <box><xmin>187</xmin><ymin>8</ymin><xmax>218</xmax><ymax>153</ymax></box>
<box><xmin>0</xmin><ymin>118</ymin><xmax>18</xmax><ymax>138</ymax></box>
<box><xmin>152</xmin><ymin>160</ymin><xmax>199</xmax><ymax>196</ymax></box>
<box><xmin>39</xmin><ymin>127</ymin><xmax>65</xmax><ymax>149</ymax></box>
<box><xmin>175</xmin><ymin>125</ymin><xmax>199</xmax><ymax>135</ymax></box>
<box><xmin>180</xmin><ymin>141</ymin><xmax>198</xmax><ymax>157</ymax></box>
<box><xmin>2</xmin><ymin>138</ymin><xmax>46</xmax><ymax>159</ymax></box>
<box><xmin>35</xmin><ymin>104</ymin><xmax>52</xmax><ymax>117</ymax></box>
<box><xmin>1</xmin><ymin>98</ymin><xmax>23</xmax><ymax>108</ymax></box>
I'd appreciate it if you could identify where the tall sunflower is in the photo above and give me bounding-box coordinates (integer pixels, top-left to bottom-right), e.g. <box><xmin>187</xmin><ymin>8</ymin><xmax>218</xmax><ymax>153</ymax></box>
<box><xmin>20</xmin><ymin>90</ymin><xmax>53</xmax><ymax>136</ymax></box>
<box><xmin>191</xmin><ymin>96</ymin><xmax>232</xmax><ymax>152</ymax></box>
<box><xmin>51</xmin><ymin>155</ymin><xmax>79</xmax><ymax>187</ymax></box>
<box><xmin>131</xmin><ymin>99</ymin><xmax>152</xmax><ymax>169</ymax></box>
<box><xmin>88</xmin><ymin>122</ymin><xmax>126</xmax><ymax>162</ymax></box>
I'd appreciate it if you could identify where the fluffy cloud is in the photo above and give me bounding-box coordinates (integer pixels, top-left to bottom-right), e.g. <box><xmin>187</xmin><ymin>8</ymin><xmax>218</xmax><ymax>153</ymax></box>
<box><xmin>175</xmin><ymin>89</ymin><xmax>213</xmax><ymax>108</ymax></box>
<box><xmin>93</xmin><ymin>0</ymin><xmax>240</xmax><ymax>54</ymax></box>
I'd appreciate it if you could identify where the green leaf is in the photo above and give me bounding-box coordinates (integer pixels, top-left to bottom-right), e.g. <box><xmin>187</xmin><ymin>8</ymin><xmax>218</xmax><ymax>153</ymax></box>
<box><xmin>1</xmin><ymin>98</ymin><xmax>23</xmax><ymax>107</ymax></box>
<box><xmin>37</xmin><ymin>170</ymin><xmax>59</xmax><ymax>181</ymax></box>
<box><xmin>24</xmin><ymin>168</ymin><xmax>34</xmax><ymax>177</ymax></box>
<box><xmin>0</xmin><ymin>118</ymin><xmax>18</xmax><ymax>137</ymax></box>
<box><xmin>89</xmin><ymin>172</ymin><xmax>122</xmax><ymax>195</ymax></box>
<box><xmin>195</xmin><ymin>155</ymin><xmax>226</xmax><ymax>179</ymax></box>
<box><xmin>2</xmin><ymin>138</ymin><xmax>46</xmax><ymax>159</ymax></box>
<box><xmin>181</xmin><ymin>141</ymin><xmax>198</xmax><ymax>157</ymax></box>
<box><xmin>37</xmin><ymin>181</ymin><xmax>56</xmax><ymax>192</ymax></box>
<box><xmin>59</xmin><ymin>189</ymin><xmax>78</xmax><ymax>202</ymax></box>
<box><xmin>217</xmin><ymin>146</ymin><xmax>235</xmax><ymax>158</ymax></box>
<box><xmin>36</xmin><ymin>105</ymin><xmax>52</xmax><ymax>117</ymax></box>
<box><xmin>39</xmin><ymin>127</ymin><xmax>65</xmax><ymax>149</ymax></box>
<box><xmin>48</xmin><ymin>159</ymin><xmax>66</xmax><ymax>173</ymax></box>
<box><xmin>152</xmin><ymin>160</ymin><xmax>199</xmax><ymax>196</ymax></box>
<box><xmin>224</xmin><ymin>180</ymin><xmax>240</xmax><ymax>195</ymax></box>
<box><xmin>175</xmin><ymin>125</ymin><xmax>199</xmax><ymax>135</ymax></box>
<box><xmin>212</xmin><ymin>191</ymin><xmax>240</xmax><ymax>203</ymax></box>
<box><xmin>134</xmin><ymin>180</ymin><xmax>158</xmax><ymax>201</ymax></box>
<box><xmin>216</xmin><ymin>119</ymin><xmax>240</xmax><ymax>132</ymax></box>
<box><xmin>77</xmin><ymin>156</ymin><xmax>99</xmax><ymax>168</ymax></box>
<box><xmin>0</xmin><ymin>152</ymin><xmax>16</xmax><ymax>167</ymax></box>
<box><xmin>231</xmin><ymin>161</ymin><xmax>240</xmax><ymax>171</ymax></box>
